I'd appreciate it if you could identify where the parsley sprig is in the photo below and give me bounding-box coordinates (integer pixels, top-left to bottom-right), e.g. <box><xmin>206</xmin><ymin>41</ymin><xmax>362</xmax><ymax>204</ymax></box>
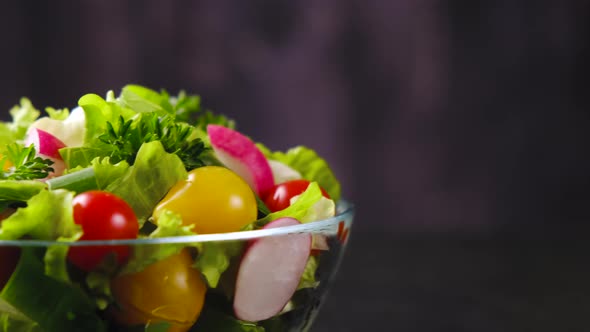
<box><xmin>0</xmin><ymin>143</ymin><xmax>54</xmax><ymax>180</ymax></box>
<box><xmin>98</xmin><ymin>114</ymin><xmax>208</xmax><ymax>170</ymax></box>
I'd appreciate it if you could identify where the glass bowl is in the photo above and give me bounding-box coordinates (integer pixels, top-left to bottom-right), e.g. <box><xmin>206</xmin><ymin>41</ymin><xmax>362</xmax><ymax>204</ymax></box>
<box><xmin>0</xmin><ymin>200</ymin><xmax>354</xmax><ymax>332</ymax></box>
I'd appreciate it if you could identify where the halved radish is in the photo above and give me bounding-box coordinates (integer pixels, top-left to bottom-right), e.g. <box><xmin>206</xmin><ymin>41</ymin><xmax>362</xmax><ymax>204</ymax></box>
<box><xmin>207</xmin><ymin>124</ymin><xmax>274</xmax><ymax>196</ymax></box>
<box><xmin>268</xmin><ymin>159</ymin><xmax>302</xmax><ymax>184</ymax></box>
<box><xmin>24</xmin><ymin>128</ymin><xmax>67</xmax><ymax>177</ymax></box>
<box><xmin>29</xmin><ymin>106</ymin><xmax>86</xmax><ymax>147</ymax></box>
<box><xmin>233</xmin><ymin>217</ymin><xmax>311</xmax><ymax>322</ymax></box>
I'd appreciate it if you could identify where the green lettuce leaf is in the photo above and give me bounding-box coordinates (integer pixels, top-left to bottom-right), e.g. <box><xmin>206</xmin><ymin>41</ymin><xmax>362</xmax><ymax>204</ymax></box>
<box><xmin>297</xmin><ymin>196</ymin><xmax>335</xmax><ymax>223</ymax></box>
<box><xmin>118</xmin><ymin>84</ymin><xmax>173</xmax><ymax>115</ymax></box>
<box><xmin>105</xmin><ymin>141</ymin><xmax>187</xmax><ymax>225</ymax></box>
<box><xmin>77</xmin><ymin>92</ymin><xmax>135</xmax><ymax>146</ymax></box>
<box><xmin>257</xmin><ymin>144</ymin><xmax>341</xmax><ymax>201</ymax></box>
<box><xmin>119</xmin><ymin>210</ymin><xmax>195</xmax><ymax>275</ymax></box>
<box><xmin>0</xmin><ymin>180</ymin><xmax>46</xmax><ymax>202</ymax></box>
<box><xmin>44</xmin><ymin>107</ymin><xmax>69</xmax><ymax>120</ymax></box>
<box><xmin>57</xmin><ymin>93</ymin><xmax>135</xmax><ymax>169</ymax></box>
<box><xmin>92</xmin><ymin>157</ymin><xmax>130</xmax><ymax>189</ymax></box>
<box><xmin>297</xmin><ymin>256</ymin><xmax>319</xmax><ymax>290</ymax></box>
<box><xmin>43</xmin><ymin>245</ymin><xmax>72</xmax><ymax>283</ymax></box>
<box><xmin>0</xmin><ymin>189</ymin><xmax>81</xmax><ymax>241</ymax></box>
<box><xmin>193</xmin><ymin>240</ymin><xmax>244</xmax><ymax>289</ymax></box>
<box><xmin>248</xmin><ymin>182</ymin><xmax>323</xmax><ymax>229</ymax></box>
<box><xmin>59</xmin><ymin>147</ymin><xmax>108</xmax><ymax>170</ymax></box>
<box><xmin>0</xmin><ymin>248</ymin><xmax>106</xmax><ymax>332</ymax></box>
<box><xmin>1</xmin><ymin>98</ymin><xmax>40</xmax><ymax>148</ymax></box>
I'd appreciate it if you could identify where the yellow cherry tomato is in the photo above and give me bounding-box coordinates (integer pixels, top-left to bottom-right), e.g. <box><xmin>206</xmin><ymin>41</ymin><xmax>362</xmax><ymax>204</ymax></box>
<box><xmin>110</xmin><ymin>249</ymin><xmax>207</xmax><ymax>332</ymax></box>
<box><xmin>153</xmin><ymin>166</ymin><xmax>257</xmax><ymax>234</ymax></box>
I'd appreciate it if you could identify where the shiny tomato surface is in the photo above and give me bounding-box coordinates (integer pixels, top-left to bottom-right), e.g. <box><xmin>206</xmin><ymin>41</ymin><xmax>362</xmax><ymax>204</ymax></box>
<box><xmin>110</xmin><ymin>249</ymin><xmax>207</xmax><ymax>331</ymax></box>
<box><xmin>67</xmin><ymin>190</ymin><xmax>139</xmax><ymax>271</ymax></box>
<box><xmin>263</xmin><ymin>179</ymin><xmax>330</xmax><ymax>212</ymax></box>
<box><xmin>154</xmin><ymin>166</ymin><xmax>258</xmax><ymax>234</ymax></box>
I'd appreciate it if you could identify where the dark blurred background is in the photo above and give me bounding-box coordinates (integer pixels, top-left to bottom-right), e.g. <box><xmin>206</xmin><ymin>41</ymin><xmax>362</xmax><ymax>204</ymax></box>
<box><xmin>2</xmin><ymin>1</ymin><xmax>590</xmax><ymax>331</ymax></box>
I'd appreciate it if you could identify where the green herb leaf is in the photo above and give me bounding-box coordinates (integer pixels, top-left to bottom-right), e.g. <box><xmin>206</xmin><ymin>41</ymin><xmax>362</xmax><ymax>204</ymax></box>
<box><xmin>1</xmin><ymin>143</ymin><xmax>54</xmax><ymax>180</ymax></box>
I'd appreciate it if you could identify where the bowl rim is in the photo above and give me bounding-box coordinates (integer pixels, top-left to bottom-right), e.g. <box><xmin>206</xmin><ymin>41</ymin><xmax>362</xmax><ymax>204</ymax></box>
<box><xmin>0</xmin><ymin>200</ymin><xmax>355</xmax><ymax>247</ymax></box>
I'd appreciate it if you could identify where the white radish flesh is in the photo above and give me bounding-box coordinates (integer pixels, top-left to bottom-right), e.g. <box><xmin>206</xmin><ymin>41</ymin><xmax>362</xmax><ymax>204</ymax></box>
<box><xmin>25</xmin><ymin>128</ymin><xmax>67</xmax><ymax>177</ymax></box>
<box><xmin>29</xmin><ymin>106</ymin><xmax>86</xmax><ymax>147</ymax></box>
<box><xmin>233</xmin><ymin>217</ymin><xmax>311</xmax><ymax>322</ymax></box>
<box><xmin>268</xmin><ymin>160</ymin><xmax>302</xmax><ymax>184</ymax></box>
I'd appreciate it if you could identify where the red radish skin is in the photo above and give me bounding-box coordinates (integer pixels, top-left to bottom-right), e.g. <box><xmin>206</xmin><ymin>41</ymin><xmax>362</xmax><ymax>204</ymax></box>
<box><xmin>233</xmin><ymin>217</ymin><xmax>311</xmax><ymax>322</ymax></box>
<box><xmin>207</xmin><ymin>124</ymin><xmax>274</xmax><ymax>196</ymax></box>
<box><xmin>25</xmin><ymin>128</ymin><xmax>67</xmax><ymax>177</ymax></box>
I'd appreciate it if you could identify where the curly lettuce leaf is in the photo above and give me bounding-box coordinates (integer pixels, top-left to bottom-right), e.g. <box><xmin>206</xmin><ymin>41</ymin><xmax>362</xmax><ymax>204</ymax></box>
<box><xmin>193</xmin><ymin>240</ymin><xmax>244</xmax><ymax>289</ymax></box>
<box><xmin>44</xmin><ymin>107</ymin><xmax>70</xmax><ymax>120</ymax></box>
<box><xmin>119</xmin><ymin>210</ymin><xmax>195</xmax><ymax>275</ymax></box>
<box><xmin>0</xmin><ymin>189</ymin><xmax>81</xmax><ymax>241</ymax></box>
<box><xmin>78</xmin><ymin>93</ymin><xmax>134</xmax><ymax>145</ymax></box>
<box><xmin>118</xmin><ymin>84</ymin><xmax>173</xmax><ymax>115</ymax></box>
<box><xmin>105</xmin><ymin>141</ymin><xmax>187</xmax><ymax>225</ymax></box>
<box><xmin>1</xmin><ymin>98</ymin><xmax>40</xmax><ymax>149</ymax></box>
<box><xmin>297</xmin><ymin>256</ymin><xmax>319</xmax><ymax>290</ymax></box>
<box><xmin>295</xmin><ymin>196</ymin><xmax>335</xmax><ymax>223</ymax></box>
<box><xmin>257</xmin><ymin>144</ymin><xmax>341</xmax><ymax>201</ymax></box>
<box><xmin>92</xmin><ymin>157</ymin><xmax>130</xmax><ymax>189</ymax></box>
<box><xmin>247</xmin><ymin>182</ymin><xmax>323</xmax><ymax>230</ymax></box>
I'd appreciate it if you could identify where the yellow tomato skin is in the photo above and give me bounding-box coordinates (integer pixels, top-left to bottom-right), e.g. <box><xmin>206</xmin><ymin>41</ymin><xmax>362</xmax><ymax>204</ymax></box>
<box><xmin>110</xmin><ymin>249</ymin><xmax>207</xmax><ymax>331</ymax></box>
<box><xmin>153</xmin><ymin>166</ymin><xmax>258</xmax><ymax>234</ymax></box>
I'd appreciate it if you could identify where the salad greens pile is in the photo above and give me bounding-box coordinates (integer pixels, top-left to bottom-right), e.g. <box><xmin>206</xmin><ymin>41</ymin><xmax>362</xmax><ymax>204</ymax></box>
<box><xmin>0</xmin><ymin>85</ymin><xmax>342</xmax><ymax>332</ymax></box>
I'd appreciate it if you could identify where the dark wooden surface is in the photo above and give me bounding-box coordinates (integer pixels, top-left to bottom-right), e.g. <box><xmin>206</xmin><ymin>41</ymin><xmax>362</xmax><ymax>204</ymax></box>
<box><xmin>313</xmin><ymin>228</ymin><xmax>590</xmax><ymax>332</ymax></box>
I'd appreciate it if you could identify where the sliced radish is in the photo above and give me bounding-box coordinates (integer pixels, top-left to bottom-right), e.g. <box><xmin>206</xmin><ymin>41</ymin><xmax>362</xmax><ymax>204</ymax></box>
<box><xmin>25</xmin><ymin>128</ymin><xmax>67</xmax><ymax>177</ymax></box>
<box><xmin>233</xmin><ymin>217</ymin><xmax>311</xmax><ymax>322</ymax></box>
<box><xmin>207</xmin><ymin>124</ymin><xmax>274</xmax><ymax>196</ymax></box>
<box><xmin>268</xmin><ymin>160</ymin><xmax>302</xmax><ymax>184</ymax></box>
<box><xmin>29</xmin><ymin>106</ymin><xmax>86</xmax><ymax>147</ymax></box>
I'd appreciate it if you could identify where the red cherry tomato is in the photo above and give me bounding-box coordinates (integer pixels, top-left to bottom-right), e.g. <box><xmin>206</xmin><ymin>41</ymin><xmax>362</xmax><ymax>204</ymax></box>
<box><xmin>67</xmin><ymin>190</ymin><xmax>139</xmax><ymax>271</ymax></box>
<box><xmin>263</xmin><ymin>179</ymin><xmax>330</xmax><ymax>212</ymax></box>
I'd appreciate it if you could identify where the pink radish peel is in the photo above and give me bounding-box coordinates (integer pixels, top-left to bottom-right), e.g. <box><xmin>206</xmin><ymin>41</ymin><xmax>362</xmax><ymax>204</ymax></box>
<box><xmin>233</xmin><ymin>217</ymin><xmax>311</xmax><ymax>322</ymax></box>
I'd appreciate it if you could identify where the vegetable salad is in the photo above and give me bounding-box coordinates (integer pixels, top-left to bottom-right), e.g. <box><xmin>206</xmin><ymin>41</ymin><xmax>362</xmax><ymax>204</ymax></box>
<box><xmin>0</xmin><ymin>85</ymin><xmax>342</xmax><ymax>332</ymax></box>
